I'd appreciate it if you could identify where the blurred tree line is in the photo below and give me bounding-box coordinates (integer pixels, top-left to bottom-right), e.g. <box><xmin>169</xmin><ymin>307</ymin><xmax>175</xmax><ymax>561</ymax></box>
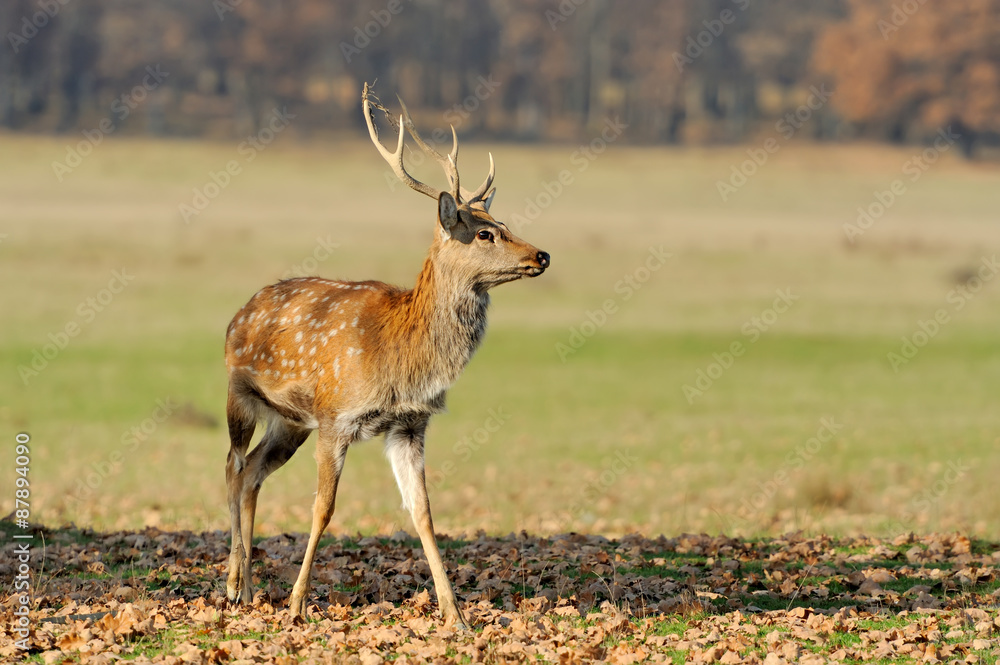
<box><xmin>1</xmin><ymin>0</ymin><xmax>997</xmax><ymax>156</ymax></box>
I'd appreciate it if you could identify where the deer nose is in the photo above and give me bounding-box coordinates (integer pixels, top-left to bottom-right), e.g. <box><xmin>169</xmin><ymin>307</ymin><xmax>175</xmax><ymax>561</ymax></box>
<box><xmin>536</xmin><ymin>251</ymin><xmax>550</xmax><ymax>268</ymax></box>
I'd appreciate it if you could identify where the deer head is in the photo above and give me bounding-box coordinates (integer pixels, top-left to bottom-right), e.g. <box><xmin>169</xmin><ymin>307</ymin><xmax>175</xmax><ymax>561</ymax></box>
<box><xmin>363</xmin><ymin>84</ymin><xmax>550</xmax><ymax>293</ymax></box>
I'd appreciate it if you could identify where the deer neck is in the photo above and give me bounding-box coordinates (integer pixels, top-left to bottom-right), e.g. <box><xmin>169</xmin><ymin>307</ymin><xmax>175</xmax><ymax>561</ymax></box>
<box><xmin>411</xmin><ymin>253</ymin><xmax>490</xmax><ymax>367</ymax></box>
<box><xmin>378</xmin><ymin>252</ymin><xmax>489</xmax><ymax>402</ymax></box>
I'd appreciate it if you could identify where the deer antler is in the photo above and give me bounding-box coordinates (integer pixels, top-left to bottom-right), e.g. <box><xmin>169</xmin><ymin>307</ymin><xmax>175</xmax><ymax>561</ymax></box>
<box><xmin>465</xmin><ymin>152</ymin><xmax>495</xmax><ymax>205</ymax></box>
<box><xmin>397</xmin><ymin>96</ymin><xmax>461</xmax><ymax>200</ymax></box>
<box><xmin>363</xmin><ymin>83</ymin><xmax>446</xmax><ymax>201</ymax></box>
<box><xmin>398</xmin><ymin>96</ymin><xmax>495</xmax><ymax>205</ymax></box>
<box><xmin>364</xmin><ymin>83</ymin><xmax>495</xmax><ymax>206</ymax></box>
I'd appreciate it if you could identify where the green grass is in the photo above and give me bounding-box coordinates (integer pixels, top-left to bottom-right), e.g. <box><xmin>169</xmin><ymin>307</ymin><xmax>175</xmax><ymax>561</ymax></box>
<box><xmin>2</xmin><ymin>135</ymin><xmax>1000</xmax><ymax>539</ymax></box>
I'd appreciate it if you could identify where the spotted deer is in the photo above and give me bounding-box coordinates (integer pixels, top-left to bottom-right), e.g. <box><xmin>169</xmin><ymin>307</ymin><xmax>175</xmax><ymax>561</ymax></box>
<box><xmin>223</xmin><ymin>84</ymin><xmax>550</xmax><ymax>627</ymax></box>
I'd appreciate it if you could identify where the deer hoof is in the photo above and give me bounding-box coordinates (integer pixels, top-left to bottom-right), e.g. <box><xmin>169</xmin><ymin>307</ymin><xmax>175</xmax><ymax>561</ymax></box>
<box><xmin>445</xmin><ymin>609</ymin><xmax>470</xmax><ymax>630</ymax></box>
<box><xmin>288</xmin><ymin>593</ymin><xmax>306</xmax><ymax>618</ymax></box>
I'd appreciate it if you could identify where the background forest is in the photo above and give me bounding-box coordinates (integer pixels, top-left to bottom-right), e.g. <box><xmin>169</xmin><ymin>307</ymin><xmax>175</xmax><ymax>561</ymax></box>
<box><xmin>3</xmin><ymin>0</ymin><xmax>1000</xmax><ymax>156</ymax></box>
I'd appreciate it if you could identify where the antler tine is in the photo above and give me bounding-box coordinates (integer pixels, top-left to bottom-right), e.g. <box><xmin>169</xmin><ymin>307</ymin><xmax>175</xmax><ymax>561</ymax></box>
<box><xmin>363</xmin><ymin>86</ymin><xmax>443</xmax><ymax>200</ymax></box>
<box><xmin>447</xmin><ymin>154</ymin><xmax>460</xmax><ymax>201</ymax></box>
<box><xmin>466</xmin><ymin>152</ymin><xmax>495</xmax><ymax>203</ymax></box>
<box><xmin>397</xmin><ymin>96</ymin><xmax>461</xmax><ymax>200</ymax></box>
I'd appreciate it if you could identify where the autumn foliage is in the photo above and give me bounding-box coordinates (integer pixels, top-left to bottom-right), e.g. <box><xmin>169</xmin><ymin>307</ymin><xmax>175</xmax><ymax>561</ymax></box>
<box><xmin>813</xmin><ymin>0</ymin><xmax>1000</xmax><ymax>155</ymax></box>
<box><xmin>2</xmin><ymin>524</ymin><xmax>999</xmax><ymax>662</ymax></box>
<box><xmin>1</xmin><ymin>0</ymin><xmax>997</xmax><ymax>155</ymax></box>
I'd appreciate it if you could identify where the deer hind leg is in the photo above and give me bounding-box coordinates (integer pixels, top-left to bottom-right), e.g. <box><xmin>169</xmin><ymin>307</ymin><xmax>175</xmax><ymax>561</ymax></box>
<box><xmin>232</xmin><ymin>415</ymin><xmax>311</xmax><ymax>605</ymax></box>
<box><xmin>226</xmin><ymin>388</ymin><xmax>257</xmax><ymax>603</ymax></box>
<box><xmin>289</xmin><ymin>422</ymin><xmax>349</xmax><ymax>617</ymax></box>
<box><xmin>385</xmin><ymin>419</ymin><xmax>468</xmax><ymax>628</ymax></box>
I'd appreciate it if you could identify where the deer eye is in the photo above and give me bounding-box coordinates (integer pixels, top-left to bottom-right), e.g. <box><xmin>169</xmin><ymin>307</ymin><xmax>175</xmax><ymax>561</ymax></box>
<box><xmin>477</xmin><ymin>230</ymin><xmax>494</xmax><ymax>242</ymax></box>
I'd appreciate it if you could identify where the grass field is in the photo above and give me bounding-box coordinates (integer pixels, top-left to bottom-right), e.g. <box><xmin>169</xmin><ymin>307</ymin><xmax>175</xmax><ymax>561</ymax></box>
<box><xmin>2</xmin><ymin>133</ymin><xmax>1000</xmax><ymax>541</ymax></box>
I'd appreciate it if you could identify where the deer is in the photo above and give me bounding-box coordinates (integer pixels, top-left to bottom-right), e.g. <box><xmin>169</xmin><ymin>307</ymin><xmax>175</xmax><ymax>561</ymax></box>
<box><xmin>223</xmin><ymin>84</ymin><xmax>550</xmax><ymax>628</ymax></box>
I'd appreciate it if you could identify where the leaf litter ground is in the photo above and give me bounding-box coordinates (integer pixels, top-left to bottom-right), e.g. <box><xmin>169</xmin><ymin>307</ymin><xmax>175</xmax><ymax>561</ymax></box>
<box><xmin>2</xmin><ymin>522</ymin><xmax>999</xmax><ymax>663</ymax></box>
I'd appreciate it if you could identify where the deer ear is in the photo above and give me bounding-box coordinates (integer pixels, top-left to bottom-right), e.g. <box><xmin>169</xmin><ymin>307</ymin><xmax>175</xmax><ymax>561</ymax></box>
<box><xmin>438</xmin><ymin>192</ymin><xmax>459</xmax><ymax>237</ymax></box>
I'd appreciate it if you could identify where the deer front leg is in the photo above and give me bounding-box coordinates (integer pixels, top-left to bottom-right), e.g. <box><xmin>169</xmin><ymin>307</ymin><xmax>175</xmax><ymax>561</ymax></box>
<box><xmin>385</xmin><ymin>422</ymin><xmax>468</xmax><ymax>629</ymax></box>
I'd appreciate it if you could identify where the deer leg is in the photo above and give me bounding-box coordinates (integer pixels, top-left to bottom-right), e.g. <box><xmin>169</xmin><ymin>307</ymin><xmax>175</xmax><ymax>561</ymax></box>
<box><xmin>225</xmin><ymin>390</ymin><xmax>257</xmax><ymax>603</ymax></box>
<box><xmin>290</xmin><ymin>424</ymin><xmax>349</xmax><ymax>617</ymax></box>
<box><xmin>385</xmin><ymin>421</ymin><xmax>467</xmax><ymax>628</ymax></box>
<box><xmin>235</xmin><ymin>418</ymin><xmax>310</xmax><ymax>605</ymax></box>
